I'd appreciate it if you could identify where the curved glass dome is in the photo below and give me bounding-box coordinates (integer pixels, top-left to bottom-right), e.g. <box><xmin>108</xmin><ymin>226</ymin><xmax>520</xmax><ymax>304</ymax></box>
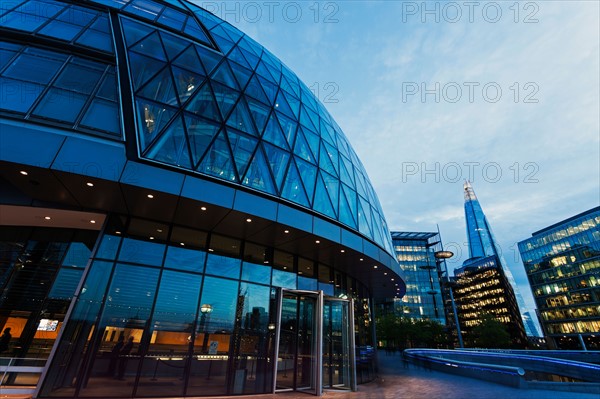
<box><xmin>0</xmin><ymin>0</ymin><xmax>393</xmax><ymax>254</ymax></box>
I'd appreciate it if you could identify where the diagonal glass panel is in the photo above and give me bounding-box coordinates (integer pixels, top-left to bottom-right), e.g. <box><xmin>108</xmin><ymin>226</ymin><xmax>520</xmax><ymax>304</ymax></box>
<box><xmin>358</xmin><ymin>196</ymin><xmax>373</xmax><ymax>237</ymax></box>
<box><xmin>226</xmin><ymin>96</ymin><xmax>257</xmax><ymax>136</ymax></box>
<box><xmin>320</xmin><ymin>119</ymin><xmax>336</xmax><ymax>146</ymax></box>
<box><xmin>338</xmin><ymin>155</ymin><xmax>354</xmax><ymax>188</ymax></box>
<box><xmin>196</xmin><ymin>45</ymin><xmax>221</xmax><ymax>75</ymax></box>
<box><xmin>304</xmin><ymin>104</ymin><xmax>320</xmax><ymax>133</ymax></box>
<box><xmin>210</xmin><ymin>60</ymin><xmax>238</xmax><ymax>89</ymax></box>
<box><xmin>128</xmin><ymin>52</ymin><xmax>166</xmax><ymax>89</ymax></box>
<box><xmin>135</xmin><ymin>99</ymin><xmax>177</xmax><ymax>151</ymax></box>
<box><xmin>318</xmin><ymin>142</ymin><xmax>337</xmax><ymax>177</ymax></box>
<box><xmin>137</xmin><ymin>67</ymin><xmax>179</xmax><ymax>106</ymax></box>
<box><xmin>159</xmin><ymin>30</ymin><xmax>190</xmax><ymax>60</ymax></box>
<box><xmin>76</xmin><ymin>26</ymin><xmax>114</xmax><ymax>53</ymax></box>
<box><xmin>129</xmin><ymin>31</ymin><xmax>167</xmax><ymax>61</ymax></box>
<box><xmin>255</xmin><ymin>60</ymin><xmax>276</xmax><ymax>84</ymax></box>
<box><xmin>338</xmin><ymin>186</ymin><xmax>356</xmax><ymax>229</ymax></box>
<box><xmin>183</xmin><ymin>16</ymin><xmax>211</xmax><ymax>44</ymax></box>
<box><xmin>172</xmin><ymin>45</ymin><xmax>204</xmax><ymax>74</ymax></box>
<box><xmin>322</xmin><ymin>172</ymin><xmax>340</xmax><ymax>217</ymax></box>
<box><xmin>171</xmin><ymin>65</ymin><xmax>205</xmax><ymax>105</ymax></box>
<box><xmin>246</xmin><ymin>97</ymin><xmax>270</xmax><ymax>135</ymax></box>
<box><xmin>212</xmin><ymin>32</ymin><xmax>235</xmax><ymax>54</ymax></box>
<box><xmin>157</xmin><ymin>6</ymin><xmax>186</xmax><ymax>31</ymax></box>
<box><xmin>228</xmin><ymin>46</ymin><xmax>250</xmax><ymax>69</ymax></box>
<box><xmin>144</xmin><ymin>115</ymin><xmax>192</xmax><ymax>169</ymax></box>
<box><xmin>242</xmin><ymin>145</ymin><xmax>276</xmax><ymax>195</ymax></box>
<box><xmin>342</xmin><ymin>184</ymin><xmax>357</xmax><ymax>223</ymax></box>
<box><xmin>340</xmin><ymin>155</ymin><xmax>356</xmax><ymax>188</ymax></box>
<box><xmin>239</xmin><ymin>47</ymin><xmax>259</xmax><ymax>69</ymax></box>
<box><xmin>38</xmin><ymin>20</ymin><xmax>82</xmax><ymax>41</ymax></box>
<box><xmin>210</xmin><ymin>81</ymin><xmax>239</xmax><ymax>120</ymax></box>
<box><xmin>227</xmin><ymin>128</ymin><xmax>258</xmax><ymax>179</ymax></box>
<box><xmin>276</xmin><ymin>112</ymin><xmax>297</xmax><ymax>149</ymax></box>
<box><xmin>263</xmin><ymin>142</ymin><xmax>290</xmax><ymax>190</ymax></box>
<box><xmin>281</xmin><ymin>159</ymin><xmax>309</xmax><ymax>208</ymax></box>
<box><xmin>336</xmin><ymin>132</ymin><xmax>351</xmax><ymax>159</ymax></box>
<box><xmin>274</xmin><ymin>89</ymin><xmax>295</xmax><ymax>119</ymax></box>
<box><xmin>229</xmin><ymin>60</ymin><xmax>252</xmax><ymax>90</ymax></box>
<box><xmin>295</xmin><ymin>157</ymin><xmax>317</xmax><ymax>205</ymax></box>
<box><xmin>282</xmin><ymin>74</ymin><xmax>300</xmax><ymax>98</ymax></box>
<box><xmin>371</xmin><ymin>211</ymin><xmax>384</xmax><ymax>247</ymax></box>
<box><xmin>184</xmin><ymin>81</ymin><xmax>221</xmax><ymax>122</ymax></box>
<box><xmin>244</xmin><ymin>73</ymin><xmax>269</xmax><ymax>105</ymax></box>
<box><xmin>257</xmin><ymin>75</ymin><xmax>277</xmax><ymax>104</ymax></box>
<box><xmin>355</xmin><ymin>171</ymin><xmax>369</xmax><ymax>199</ymax></box>
<box><xmin>313</xmin><ymin>172</ymin><xmax>337</xmax><ymax>219</ymax></box>
<box><xmin>198</xmin><ymin>130</ymin><xmax>237</xmax><ymax>182</ymax></box>
<box><xmin>284</xmin><ymin>91</ymin><xmax>301</xmax><ymax>118</ymax></box>
<box><xmin>120</xmin><ymin>17</ymin><xmax>153</xmax><ymax>47</ymax></box>
<box><xmin>299</xmin><ymin>105</ymin><xmax>317</xmax><ymax>132</ymax></box>
<box><xmin>323</xmin><ymin>141</ymin><xmax>339</xmax><ymax>177</ymax></box>
<box><xmin>293</xmin><ymin>128</ymin><xmax>314</xmax><ymax>164</ymax></box>
<box><xmin>303</xmin><ymin>128</ymin><xmax>320</xmax><ymax>162</ymax></box>
<box><xmin>261</xmin><ymin>112</ymin><xmax>288</xmax><ymax>149</ymax></box>
<box><xmin>183</xmin><ymin>112</ymin><xmax>220</xmax><ymax>167</ymax></box>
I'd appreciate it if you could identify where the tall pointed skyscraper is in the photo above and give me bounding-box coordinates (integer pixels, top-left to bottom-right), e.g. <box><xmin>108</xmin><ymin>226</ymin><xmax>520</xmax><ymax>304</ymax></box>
<box><xmin>452</xmin><ymin>182</ymin><xmax>529</xmax><ymax>348</ymax></box>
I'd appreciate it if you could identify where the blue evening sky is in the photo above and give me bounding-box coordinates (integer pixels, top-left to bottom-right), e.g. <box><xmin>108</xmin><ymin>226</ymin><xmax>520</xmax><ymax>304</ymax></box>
<box><xmin>194</xmin><ymin>1</ymin><xmax>600</xmax><ymax>317</ymax></box>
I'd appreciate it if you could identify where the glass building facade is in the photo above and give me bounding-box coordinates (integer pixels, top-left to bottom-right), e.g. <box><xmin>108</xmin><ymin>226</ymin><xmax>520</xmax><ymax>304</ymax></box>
<box><xmin>0</xmin><ymin>1</ymin><xmax>405</xmax><ymax>397</ymax></box>
<box><xmin>518</xmin><ymin>207</ymin><xmax>600</xmax><ymax>350</ymax></box>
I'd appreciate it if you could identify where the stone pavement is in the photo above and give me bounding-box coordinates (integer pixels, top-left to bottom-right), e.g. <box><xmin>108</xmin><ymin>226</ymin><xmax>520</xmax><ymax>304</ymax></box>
<box><xmin>214</xmin><ymin>353</ymin><xmax>598</xmax><ymax>399</ymax></box>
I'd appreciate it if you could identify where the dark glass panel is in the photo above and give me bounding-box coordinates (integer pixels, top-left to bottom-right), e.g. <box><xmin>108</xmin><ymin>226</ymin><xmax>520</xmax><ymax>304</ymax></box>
<box><xmin>90</xmin><ymin>14</ymin><xmax>110</xmax><ymax>33</ymax></box>
<box><xmin>293</xmin><ymin>129</ymin><xmax>315</xmax><ymax>163</ymax></box>
<box><xmin>124</xmin><ymin>0</ymin><xmax>164</xmax><ymax>20</ymax></box>
<box><xmin>158</xmin><ymin>7</ymin><xmax>186</xmax><ymax>31</ymax></box>
<box><xmin>276</xmin><ymin>112</ymin><xmax>297</xmax><ymax>148</ymax></box>
<box><xmin>48</xmin><ymin>267</ymin><xmax>83</xmax><ymax>300</ymax></box>
<box><xmin>280</xmin><ymin>159</ymin><xmax>309</xmax><ymax>207</ymax></box>
<box><xmin>298</xmin><ymin>257</ymin><xmax>315</xmax><ymax>278</ymax></box>
<box><xmin>338</xmin><ymin>187</ymin><xmax>356</xmax><ymax>229</ymax></box>
<box><xmin>56</xmin><ymin>5</ymin><xmax>97</xmax><ymax>26</ymax></box>
<box><xmin>54</xmin><ymin>63</ymin><xmax>104</xmax><ymax>94</ymax></box>
<box><xmin>62</xmin><ymin>242</ymin><xmax>92</xmax><ymax>268</ymax></box>
<box><xmin>117</xmin><ymin>237</ymin><xmax>165</xmax><ymax>266</ymax></box>
<box><xmin>159</xmin><ymin>30</ymin><xmax>190</xmax><ymax>60</ymax></box>
<box><xmin>38</xmin><ymin>19</ymin><xmax>82</xmax><ymax>41</ymax></box>
<box><xmin>211</xmin><ymin>32</ymin><xmax>235</xmax><ymax>54</ymax></box>
<box><xmin>120</xmin><ymin>16</ymin><xmax>153</xmax><ymax>47</ymax></box>
<box><xmin>184</xmin><ymin>82</ymin><xmax>220</xmax><ymax>121</ymax></box>
<box><xmin>183</xmin><ymin>16</ymin><xmax>210</xmax><ymax>44</ymax></box>
<box><xmin>205</xmin><ymin>253</ymin><xmax>241</xmax><ymax>279</ymax></box>
<box><xmin>261</xmin><ymin>112</ymin><xmax>288</xmax><ymax>149</ymax></box>
<box><xmin>185</xmin><ymin>113</ymin><xmax>220</xmax><ymax>167</ymax></box>
<box><xmin>262</xmin><ymin>142</ymin><xmax>290</xmax><ymax>190</ymax></box>
<box><xmin>135</xmin><ymin>99</ymin><xmax>177</xmax><ymax>151</ymax></box>
<box><xmin>272</xmin><ymin>269</ymin><xmax>296</xmax><ymax>289</ymax></box>
<box><xmin>171</xmin><ymin>65</ymin><xmax>205</xmax><ymax>104</ymax></box>
<box><xmin>0</xmin><ymin>11</ymin><xmax>49</xmax><ymax>31</ymax></box>
<box><xmin>256</xmin><ymin>75</ymin><xmax>276</xmax><ymax>104</ymax></box>
<box><xmin>342</xmin><ymin>184</ymin><xmax>358</xmax><ymax>223</ymax></box>
<box><xmin>127</xmin><ymin>51</ymin><xmax>166</xmax><ymax>90</ymax></box>
<box><xmin>145</xmin><ymin>115</ymin><xmax>192</xmax><ymax>168</ymax></box>
<box><xmin>244</xmin><ymin>73</ymin><xmax>269</xmax><ymax>105</ymax></box>
<box><xmin>296</xmin><ymin>157</ymin><xmax>317</xmax><ymax>204</ymax></box>
<box><xmin>33</xmin><ymin>88</ymin><xmax>87</xmax><ymax>122</ymax></box>
<box><xmin>227</xmin><ymin>128</ymin><xmax>258</xmax><ymax>179</ymax></box>
<box><xmin>0</xmin><ymin>47</ymin><xmax>18</xmax><ymax>71</ymax></box>
<box><xmin>225</xmin><ymin>97</ymin><xmax>257</xmax><ymax>135</ymax></box>
<box><xmin>210</xmin><ymin>60</ymin><xmax>238</xmax><ymax>90</ymax></box>
<box><xmin>130</xmin><ymin>31</ymin><xmax>167</xmax><ymax>61</ymax></box>
<box><xmin>229</xmin><ymin>60</ymin><xmax>252</xmax><ymax>89</ymax></box>
<box><xmin>195</xmin><ymin>45</ymin><xmax>221</xmax><ymax>75</ymax></box>
<box><xmin>172</xmin><ymin>44</ymin><xmax>203</xmax><ymax>73</ymax></box>
<box><xmin>298</xmin><ymin>276</ymin><xmax>317</xmax><ymax>291</ymax></box>
<box><xmin>75</xmin><ymin>29</ymin><xmax>113</xmax><ymax>53</ymax></box>
<box><xmin>242</xmin><ymin>145</ymin><xmax>276</xmax><ymax>194</ymax></box>
<box><xmin>81</xmin><ymin>98</ymin><xmax>120</xmax><ymax>134</ymax></box>
<box><xmin>313</xmin><ymin>172</ymin><xmax>337</xmax><ymax>219</ymax></box>
<box><xmin>211</xmin><ymin>81</ymin><xmax>239</xmax><ymax>121</ymax></box>
<box><xmin>228</xmin><ymin>46</ymin><xmax>250</xmax><ymax>69</ymax></box>
<box><xmin>136</xmin><ymin>270</ymin><xmax>202</xmax><ymax>397</ymax></box>
<box><xmin>96</xmin><ymin>71</ymin><xmax>118</xmax><ymax>100</ymax></box>
<box><xmin>197</xmin><ymin>130</ymin><xmax>237</xmax><ymax>181</ymax></box>
<box><xmin>241</xmin><ymin>262</ymin><xmax>271</xmax><ymax>284</ymax></box>
<box><xmin>164</xmin><ymin>245</ymin><xmax>206</xmax><ymax>273</ymax></box>
<box><xmin>246</xmin><ymin>97</ymin><xmax>270</xmax><ymax>134</ymax></box>
<box><xmin>137</xmin><ymin>67</ymin><xmax>178</xmax><ymax>106</ymax></box>
<box><xmin>239</xmin><ymin>47</ymin><xmax>259</xmax><ymax>69</ymax></box>
<box><xmin>0</xmin><ymin>77</ymin><xmax>44</xmax><ymax>113</ymax></box>
<box><xmin>96</xmin><ymin>235</ymin><xmax>121</xmax><ymax>260</ymax></box>
<box><xmin>4</xmin><ymin>53</ymin><xmax>64</xmax><ymax>84</ymax></box>
<box><xmin>322</xmin><ymin>172</ymin><xmax>340</xmax><ymax>216</ymax></box>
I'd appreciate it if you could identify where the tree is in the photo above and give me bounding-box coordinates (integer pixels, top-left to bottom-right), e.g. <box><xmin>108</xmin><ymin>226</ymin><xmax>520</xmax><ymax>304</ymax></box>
<box><xmin>376</xmin><ymin>314</ymin><xmax>448</xmax><ymax>349</ymax></box>
<box><xmin>469</xmin><ymin>314</ymin><xmax>511</xmax><ymax>349</ymax></box>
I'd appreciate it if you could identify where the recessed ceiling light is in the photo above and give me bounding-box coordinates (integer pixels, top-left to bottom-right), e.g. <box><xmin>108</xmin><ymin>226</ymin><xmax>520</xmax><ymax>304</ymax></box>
<box><xmin>90</xmin><ymin>220</ymin><xmax>96</xmax><ymax>224</ymax></box>
<box><xmin>384</xmin><ymin>272</ymin><xmax>387</xmax><ymax>275</ymax></box>
<box><xmin>315</xmin><ymin>240</ymin><xmax>320</xmax><ymax>244</ymax></box>
<box><xmin>246</xmin><ymin>218</ymin><xmax>252</xmax><ymax>223</ymax></box>
<box><xmin>340</xmin><ymin>249</ymin><xmax>345</xmax><ymax>253</ymax></box>
<box><xmin>86</xmin><ymin>182</ymin><xmax>94</xmax><ymax>187</ymax></box>
<box><xmin>147</xmin><ymin>194</ymin><xmax>154</xmax><ymax>199</ymax></box>
<box><xmin>373</xmin><ymin>265</ymin><xmax>378</xmax><ymax>269</ymax></box>
<box><xmin>359</xmin><ymin>258</ymin><xmax>364</xmax><ymax>261</ymax></box>
<box><xmin>391</xmin><ymin>278</ymin><xmax>395</xmax><ymax>281</ymax></box>
<box><xmin>284</xmin><ymin>230</ymin><xmax>289</xmax><ymax>234</ymax></box>
<box><xmin>157</xmin><ymin>229</ymin><xmax>163</xmax><ymax>233</ymax></box>
<box><xmin>283</xmin><ymin>266</ymin><xmax>287</xmax><ymax>270</ymax></box>
<box><xmin>149</xmin><ymin>236</ymin><xmax>155</xmax><ymax>240</ymax></box>
<box><xmin>44</xmin><ymin>216</ymin><xmax>51</xmax><ymax>220</ymax></box>
<box><xmin>180</xmin><ymin>242</ymin><xmax>185</xmax><ymax>246</ymax></box>
<box><xmin>298</xmin><ymin>271</ymin><xmax>303</xmax><ymax>275</ymax></box>
<box><xmin>200</xmin><ymin>206</ymin><xmax>207</xmax><ymax>211</ymax></box>
<box><xmin>115</xmin><ymin>231</ymin><xmax>122</xmax><ymax>235</ymax></box>
<box><xmin>208</xmin><ymin>248</ymin><xmax>214</xmax><ymax>252</ymax></box>
<box><xmin>20</xmin><ymin>171</ymin><xmax>28</xmax><ymax>176</ymax></box>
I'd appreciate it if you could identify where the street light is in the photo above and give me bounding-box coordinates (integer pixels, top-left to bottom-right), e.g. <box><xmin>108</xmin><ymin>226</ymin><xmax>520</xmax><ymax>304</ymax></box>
<box><xmin>200</xmin><ymin>304</ymin><xmax>213</xmax><ymax>353</ymax></box>
<box><xmin>434</xmin><ymin>250</ymin><xmax>464</xmax><ymax>349</ymax></box>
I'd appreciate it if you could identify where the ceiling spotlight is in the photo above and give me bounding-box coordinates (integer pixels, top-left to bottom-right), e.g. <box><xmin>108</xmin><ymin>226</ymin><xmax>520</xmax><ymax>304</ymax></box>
<box><xmin>86</xmin><ymin>182</ymin><xmax>94</xmax><ymax>187</ymax></box>
<box><xmin>246</xmin><ymin>218</ymin><xmax>252</xmax><ymax>223</ymax></box>
<box><xmin>315</xmin><ymin>240</ymin><xmax>320</xmax><ymax>244</ymax></box>
<box><xmin>180</xmin><ymin>242</ymin><xmax>185</xmax><ymax>246</ymax></box>
<box><xmin>373</xmin><ymin>265</ymin><xmax>378</xmax><ymax>269</ymax></box>
<box><xmin>147</xmin><ymin>194</ymin><xmax>154</xmax><ymax>199</ymax></box>
<box><xmin>391</xmin><ymin>278</ymin><xmax>395</xmax><ymax>281</ymax></box>
<box><xmin>384</xmin><ymin>272</ymin><xmax>387</xmax><ymax>275</ymax></box>
<box><xmin>340</xmin><ymin>249</ymin><xmax>345</xmax><ymax>253</ymax></box>
<box><xmin>149</xmin><ymin>236</ymin><xmax>155</xmax><ymax>240</ymax></box>
<box><xmin>157</xmin><ymin>229</ymin><xmax>163</xmax><ymax>233</ymax></box>
<box><xmin>208</xmin><ymin>248</ymin><xmax>214</xmax><ymax>252</ymax></box>
<box><xmin>115</xmin><ymin>231</ymin><xmax>122</xmax><ymax>235</ymax></box>
<box><xmin>359</xmin><ymin>258</ymin><xmax>364</xmax><ymax>261</ymax></box>
<box><xmin>90</xmin><ymin>220</ymin><xmax>96</xmax><ymax>224</ymax></box>
<box><xmin>284</xmin><ymin>230</ymin><xmax>290</xmax><ymax>234</ymax></box>
<box><xmin>44</xmin><ymin>216</ymin><xmax>51</xmax><ymax>220</ymax></box>
<box><xmin>20</xmin><ymin>170</ymin><xmax>28</xmax><ymax>176</ymax></box>
<box><xmin>200</xmin><ymin>206</ymin><xmax>207</xmax><ymax>211</ymax></box>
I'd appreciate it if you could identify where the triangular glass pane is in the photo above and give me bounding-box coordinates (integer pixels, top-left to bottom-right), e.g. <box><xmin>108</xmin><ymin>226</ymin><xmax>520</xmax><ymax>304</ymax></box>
<box><xmin>283</xmin><ymin>74</ymin><xmax>300</xmax><ymax>97</ymax></box>
<box><xmin>274</xmin><ymin>89</ymin><xmax>295</xmax><ymax>119</ymax></box>
<box><xmin>121</xmin><ymin>17</ymin><xmax>153</xmax><ymax>47</ymax></box>
<box><xmin>358</xmin><ymin>196</ymin><xmax>373</xmax><ymax>237</ymax></box>
<box><xmin>293</xmin><ymin>129</ymin><xmax>314</xmax><ymax>163</ymax></box>
<box><xmin>284</xmin><ymin>91</ymin><xmax>301</xmax><ymax>118</ymax></box>
<box><xmin>159</xmin><ymin>31</ymin><xmax>190</xmax><ymax>61</ymax></box>
<box><xmin>263</xmin><ymin>142</ymin><xmax>290</xmax><ymax>190</ymax></box>
<box><xmin>172</xmin><ymin>45</ymin><xmax>205</xmax><ymax>75</ymax></box>
<box><xmin>246</xmin><ymin>97</ymin><xmax>270</xmax><ymax>134</ymax></box>
<box><xmin>295</xmin><ymin>157</ymin><xmax>317</xmax><ymax>204</ymax></box>
<box><xmin>318</xmin><ymin>142</ymin><xmax>336</xmax><ymax>176</ymax></box>
<box><xmin>219</xmin><ymin>22</ymin><xmax>243</xmax><ymax>42</ymax></box>
<box><xmin>130</xmin><ymin>31</ymin><xmax>167</xmax><ymax>61</ymax></box>
<box><xmin>279</xmin><ymin>77</ymin><xmax>294</xmax><ymax>97</ymax></box>
<box><xmin>336</xmin><ymin>133</ymin><xmax>351</xmax><ymax>159</ymax></box>
<box><xmin>242</xmin><ymin>146</ymin><xmax>276</xmax><ymax>195</ymax></box>
<box><xmin>338</xmin><ymin>187</ymin><xmax>356</xmax><ymax>229</ymax></box>
<box><xmin>281</xmin><ymin>160</ymin><xmax>309</xmax><ymax>208</ymax></box>
<box><xmin>299</xmin><ymin>105</ymin><xmax>317</xmax><ymax>132</ymax></box>
<box><xmin>145</xmin><ymin>115</ymin><xmax>192</xmax><ymax>169</ymax></box>
<box><xmin>136</xmin><ymin>99</ymin><xmax>176</xmax><ymax>151</ymax></box>
<box><xmin>256</xmin><ymin>60</ymin><xmax>276</xmax><ymax>84</ymax></box>
<box><xmin>323</xmin><ymin>141</ymin><xmax>339</xmax><ymax>176</ymax></box>
<box><xmin>184</xmin><ymin>81</ymin><xmax>221</xmax><ymax>122</ymax></box>
<box><xmin>244</xmin><ymin>73</ymin><xmax>269</xmax><ymax>105</ymax></box>
<box><xmin>371</xmin><ymin>211</ymin><xmax>384</xmax><ymax>246</ymax></box>
<box><xmin>303</xmin><ymin>128</ymin><xmax>320</xmax><ymax>162</ymax></box>
<box><xmin>355</xmin><ymin>170</ymin><xmax>368</xmax><ymax>199</ymax></box>
<box><xmin>342</xmin><ymin>184</ymin><xmax>357</xmax><ymax>222</ymax></box>
<box><xmin>172</xmin><ymin>65</ymin><xmax>206</xmax><ymax>105</ymax></box>
<box><xmin>196</xmin><ymin>45</ymin><xmax>221</xmax><ymax>75</ymax></box>
<box><xmin>137</xmin><ymin>67</ymin><xmax>179</xmax><ymax>107</ymax></box>
<box><xmin>322</xmin><ymin>172</ymin><xmax>339</xmax><ymax>216</ymax></box>
<box><xmin>184</xmin><ymin>113</ymin><xmax>220</xmax><ymax>167</ymax></box>
<box><xmin>340</xmin><ymin>155</ymin><xmax>356</xmax><ymax>188</ymax></box>
<box><xmin>226</xmin><ymin>97</ymin><xmax>257</xmax><ymax>136</ymax></box>
<box><xmin>262</xmin><ymin>112</ymin><xmax>288</xmax><ymax>149</ymax></box>
<box><xmin>313</xmin><ymin>172</ymin><xmax>337</xmax><ymax>219</ymax></box>
<box><xmin>239</xmin><ymin>47</ymin><xmax>259</xmax><ymax>69</ymax></box>
<box><xmin>198</xmin><ymin>130</ymin><xmax>237</xmax><ymax>182</ymax></box>
<box><xmin>210</xmin><ymin>60</ymin><xmax>238</xmax><ymax>89</ymax></box>
<box><xmin>212</xmin><ymin>32</ymin><xmax>235</xmax><ymax>54</ymax></box>
<box><xmin>229</xmin><ymin>61</ymin><xmax>252</xmax><ymax>90</ymax></box>
<box><xmin>128</xmin><ymin>51</ymin><xmax>166</xmax><ymax>90</ymax></box>
<box><xmin>211</xmin><ymin>81</ymin><xmax>239</xmax><ymax>120</ymax></box>
<box><xmin>228</xmin><ymin>46</ymin><xmax>250</xmax><ymax>69</ymax></box>
<box><xmin>305</xmin><ymin>103</ymin><xmax>320</xmax><ymax>130</ymax></box>
<box><xmin>257</xmin><ymin>75</ymin><xmax>277</xmax><ymax>104</ymax></box>
<box><xmin>276</xmin><ymin>112</ymin><xmax>297</xmax><ymax>149</ymax></box>
<box><xmin>227</xmin><ymin>128</ymin><xmax>258</xmax><ymax>179</ymax></box>
<box><xmin>320</xmin><ymin>119</ymin><xmax>336</xmax><ymax>146</ymax></box>
<box><xmin>183</xmin><ymin>16</ymin><xmax>211</xmax><ymax>44</ymax></box>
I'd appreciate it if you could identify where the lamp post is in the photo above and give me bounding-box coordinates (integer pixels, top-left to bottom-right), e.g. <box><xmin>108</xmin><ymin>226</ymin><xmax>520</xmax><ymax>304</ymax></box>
<box><xmin>200</xmin><ymin>304</ymin><xmax>213</xmax><ymax>354</ymax></box>
<box><xmin>434</xmin><ymin>251</ymin><xmax>464</xmax><ymax>349</ymax></box>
